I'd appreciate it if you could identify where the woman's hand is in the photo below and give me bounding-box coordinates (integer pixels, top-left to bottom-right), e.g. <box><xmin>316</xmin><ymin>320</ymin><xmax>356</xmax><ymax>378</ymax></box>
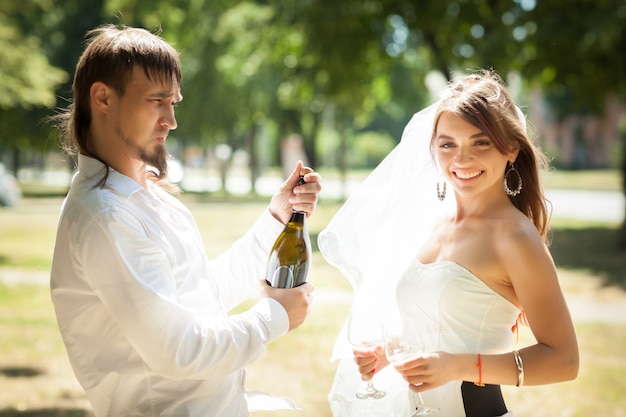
<box><xmin>353</xmin><ymin>345</ymin><xmax>389</xmax><ymax>381</ymax></box>
<box><xmin>393</xmin><ymin>351</ymin><xmax>456</xmax><ymax>393</ymax></box>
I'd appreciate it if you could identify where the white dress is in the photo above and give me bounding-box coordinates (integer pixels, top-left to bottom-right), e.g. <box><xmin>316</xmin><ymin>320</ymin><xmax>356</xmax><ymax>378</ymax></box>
<box><xmin>396</xmin><ymin>259</ymin><xmax>521</xmax><ymax>417</ymax></box>
<box><xmin>327</xmin><ymin>259</ymin><xmax>520</xmax><ymax>417</ymax></box>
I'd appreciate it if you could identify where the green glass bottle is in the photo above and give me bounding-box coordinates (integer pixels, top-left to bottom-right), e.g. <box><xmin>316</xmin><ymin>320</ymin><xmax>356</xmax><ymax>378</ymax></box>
<box><xmin>266</xmin><ymin>175</ymin><xmax>312</xmax><ymax>288</ymax></box>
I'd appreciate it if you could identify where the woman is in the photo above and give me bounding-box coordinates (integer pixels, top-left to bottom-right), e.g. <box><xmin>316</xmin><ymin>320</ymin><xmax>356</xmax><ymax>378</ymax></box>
<box><xmin>318</xmin><ymin>70</ymin><xmax>579</xmax><ymax>417</ymax></box>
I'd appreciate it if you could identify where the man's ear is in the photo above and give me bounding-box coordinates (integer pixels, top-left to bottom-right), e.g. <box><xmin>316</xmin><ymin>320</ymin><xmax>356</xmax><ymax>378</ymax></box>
<box><xmin>90</xmin><ymin>82</ymin><xmax>111</xmax><ymax>114</ymax></box>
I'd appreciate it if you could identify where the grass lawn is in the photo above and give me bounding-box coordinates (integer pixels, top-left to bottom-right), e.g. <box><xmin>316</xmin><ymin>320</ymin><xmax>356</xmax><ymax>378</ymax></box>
<box><xmin>541</xmin><ymin>168</ymin><xmax>622</xmax><ymax>192</ymax></box>
<box><xmin>0</xmin><ymin>193</ymin><xmax>625</xmax><ymax>416</ymax></box>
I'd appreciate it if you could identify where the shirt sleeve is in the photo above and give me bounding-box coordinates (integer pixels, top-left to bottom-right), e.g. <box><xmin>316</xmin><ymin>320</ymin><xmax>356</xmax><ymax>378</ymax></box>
<box><xmin>208</xmin><ymin>208</ymin><xmax>286</xmax><ymax>311</ymax></box>
<box><xmin>76</xmin><ymin>206</ymin><xmax>289</xmax><ymax>380</ymax></box>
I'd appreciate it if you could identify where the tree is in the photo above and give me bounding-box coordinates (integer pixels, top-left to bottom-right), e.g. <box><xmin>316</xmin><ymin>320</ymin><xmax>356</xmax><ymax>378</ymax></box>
<box><xmin>0</xmin><ymin>5</ymin><xmax>67</xmax><ymax>174</ymax></box>
<box><xmin>0</xmin><ymin>19</ymin><xmax>66</xmax><ymax>110</ymax></box>
<box><xmin>104</xmin><ymin>0</ymin><xmax>278</xmax><ymax>192</ymax></box>
<box><xmin>524</xmin><ymin>0</ymin><xmax>626</xmax><ymax>246</ymax></box>
<box><xmin>6</xmin><ymin>0</ymin><xmax>624</xmax><ymax>234</ymax></box>
<box><xmin>302</xmin><ymin>0</ymin><xmax>626</xmax><ymax>245</ymax></box>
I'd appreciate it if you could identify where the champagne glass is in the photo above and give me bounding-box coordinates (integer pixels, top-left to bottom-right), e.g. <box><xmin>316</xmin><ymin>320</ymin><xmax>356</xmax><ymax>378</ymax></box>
<box><xmin>346</xmin><ymin>306</ymin><xmax>386</xmax><ymax>400</ymax></box>
<box><xmin>383</xmin><ymin>320</ymin><xmax>439</xmax><ymax>416</ymax></box>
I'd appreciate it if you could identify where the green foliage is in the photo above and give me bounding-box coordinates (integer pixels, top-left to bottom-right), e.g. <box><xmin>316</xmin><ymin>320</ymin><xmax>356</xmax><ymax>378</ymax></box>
<box><xmin>0</xmin><ymin>14</ymin><xmax>67</xmax><ymax>109</ymax></box>
<box><xmin>349</xmin><ymin>130</ymin><xmax>396</xmax><ymax>169</ymax></box>
<box><xmin>0</xmin><ymin>0</ymin><xmax>625</xmax><ymax>196</ymax></box>
<box><xmin>0</xmin><ymin>0</ymin><xmax>107</xmax><ymax>161</ymax></box>
<box><xmin>526</xmin><ymin>0</ymin><xmax>626</xmax><ymax>113</ymax></box>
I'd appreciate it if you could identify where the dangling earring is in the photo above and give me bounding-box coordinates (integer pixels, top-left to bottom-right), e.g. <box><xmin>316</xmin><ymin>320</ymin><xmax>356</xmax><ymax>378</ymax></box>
<box><xmin>436</xmin><ymin>174</ymin><xmax>447</xmax><ymax>201</ymax></box>
<box><xmin>504</xmin><ymin>162</ymin><xmax>523</xmax><ymax>196</ymax></box>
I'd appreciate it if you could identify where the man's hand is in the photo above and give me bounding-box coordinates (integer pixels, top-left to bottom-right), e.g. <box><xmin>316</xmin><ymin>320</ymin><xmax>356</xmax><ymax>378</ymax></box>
<box><xmin>260</xmin><ymin>280</ymin><xmax>314</xmax><ymax>331</ymax></box>
<box><xmin>269</xmin><ymin>161</ymin><xmax>322</xmax><ymax>224</ymax></box>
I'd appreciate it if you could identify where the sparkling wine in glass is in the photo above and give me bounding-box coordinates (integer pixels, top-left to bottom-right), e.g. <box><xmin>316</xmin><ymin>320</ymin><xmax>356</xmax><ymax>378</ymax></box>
<box><xmin>346</xmin><ymin>307</ymin><xmax>386</xmax><ymax>400</ymax></box>
<box><xmin>383</xmin><ymin>320</ymin><xmax>439</xmax><ymax>416</ymax></box>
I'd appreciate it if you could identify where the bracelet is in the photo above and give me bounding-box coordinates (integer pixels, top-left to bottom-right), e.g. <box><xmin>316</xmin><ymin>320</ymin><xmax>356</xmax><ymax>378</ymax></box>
<box><xmin>513</xmin><ymin>350</ymin><xmax>524</xmax><ymax>387</ymax></box>
<box><xmin>474</xmin><ymin>353</ymin><xmax>485</xmax><ymax>386</ymax></box>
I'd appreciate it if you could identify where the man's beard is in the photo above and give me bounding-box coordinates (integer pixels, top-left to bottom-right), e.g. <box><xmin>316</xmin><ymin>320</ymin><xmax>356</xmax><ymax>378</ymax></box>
<box><xmin>117</xmin><ymin>127</ymin><xmax>170</xmax><ymax>179</ymax></box>
<box><xmin>140</xmin><ymin>143</ymin><xmax>169</xmax><ymax>178</ymax></box>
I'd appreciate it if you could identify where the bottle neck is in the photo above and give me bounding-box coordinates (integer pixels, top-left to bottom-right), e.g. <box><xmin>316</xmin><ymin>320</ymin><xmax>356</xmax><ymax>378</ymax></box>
<box><xmin>291</xmin><ymin>175</ymin><xmax>307</xmax><ymax>217</ymax></box>
<box><xmin>289</xmin><ymin>210</ymin><xmax>306</xmax><ymax>222</ymax></box>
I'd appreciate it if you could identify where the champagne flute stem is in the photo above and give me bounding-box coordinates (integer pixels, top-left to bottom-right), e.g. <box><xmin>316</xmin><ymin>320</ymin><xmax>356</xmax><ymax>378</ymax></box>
<box><xmin>356</xmin><ymin>379</ymin><xmax>386</xmax><ymax>400</ymax></box>
<box><xmin>411</xmin><ymin>392</ymin><xmax>439</xmax><ymax>416</ymax></box>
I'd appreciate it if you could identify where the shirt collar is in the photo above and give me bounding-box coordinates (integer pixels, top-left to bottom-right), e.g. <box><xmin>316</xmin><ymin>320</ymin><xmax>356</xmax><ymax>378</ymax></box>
<box><xmin>77</xmin><ymin>154</ymin><xmax>145</xmax><ymax>199</ymax></box>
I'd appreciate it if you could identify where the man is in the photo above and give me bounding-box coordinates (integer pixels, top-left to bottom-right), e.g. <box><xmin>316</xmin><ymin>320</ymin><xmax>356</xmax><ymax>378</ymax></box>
<box><xmin>49</xmin><ymin>25</ymin><xmax>320</xmax><ymax>417</ymax></box>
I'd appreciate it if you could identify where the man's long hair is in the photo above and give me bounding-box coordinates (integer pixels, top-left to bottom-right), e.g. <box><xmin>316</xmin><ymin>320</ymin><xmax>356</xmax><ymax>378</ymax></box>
<box><xmin>50</xmin><ymin>24</ymin><xmax>182</xmax><ymax>186</ymax></box>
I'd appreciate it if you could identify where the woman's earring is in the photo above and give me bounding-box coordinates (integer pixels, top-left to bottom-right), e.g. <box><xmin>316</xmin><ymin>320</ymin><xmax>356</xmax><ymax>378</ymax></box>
<box><xmin>504</xmin><ymin>162</ymin><xmax>523</xmax><ymax>196</ymax></box>
<box><xmin>436</xmin><ymin>174</ymin><xmax>447</xmax><ymax>201</ymax></box>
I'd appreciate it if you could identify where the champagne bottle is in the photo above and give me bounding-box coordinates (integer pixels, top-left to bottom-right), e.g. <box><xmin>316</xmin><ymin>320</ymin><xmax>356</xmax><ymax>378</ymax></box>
<box><xmin>266</xmin><ymin>169</ymin><xmax>313</xmax><ymax>288</ymax></box>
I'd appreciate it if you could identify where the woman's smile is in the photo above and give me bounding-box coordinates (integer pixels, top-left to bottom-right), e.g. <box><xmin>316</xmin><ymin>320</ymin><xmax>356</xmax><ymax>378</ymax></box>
<box><xmin>453</xmin><ymin>170</ymin><xmax>483</xmax><ymax>180</ymax></box>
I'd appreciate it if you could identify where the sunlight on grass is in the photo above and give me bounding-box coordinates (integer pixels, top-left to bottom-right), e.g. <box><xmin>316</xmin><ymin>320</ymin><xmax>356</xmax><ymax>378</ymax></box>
<box><xmin>1</xmin><ymin>196</ymin><xmax>625</xmax><ymax>416</ymax></box>
<box><xmin>543</xmin><ymin>168</ymin><xmax>621</xmax><ymax>192</ymax></box>
<box><xmin>244</xmin><ymin>301</ymin><xmax>351</xmax><ymax>417</ymax></box>
<box><xmin>0</xmin><ymin>283</ymin><xmax>90</xmax><ymax>412</ymax></box>
<box><xmin>0</xmin><ymin>284</ymin><xmax>64</xmax><ymax>361</ymax></box>
<box><xmin>0</xmin><ymin>199</ymin><xmax>60</xmax><ymax>269</ymax></box>
<box><xmin>503</xmin><ymin>323</ymin><xmax>626</xmax><ymax>417</ymax></box>
<box><xmin>2</xmin><ymin>281</ymin><xmax>626</xmax><ymax>416</ymax></box>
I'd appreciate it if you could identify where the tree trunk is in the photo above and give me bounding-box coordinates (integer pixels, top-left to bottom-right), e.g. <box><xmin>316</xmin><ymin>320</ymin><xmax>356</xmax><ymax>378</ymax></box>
<box><xmin>305</xmin><ymin>113</ymin><xmax>321</xmax><ymax>170</ymax></box>
<box><xmin>619</xmin><ymin>132</ymin><xmax>626</xmax><ymax>250</ymax></box>
<box><xmin>11</xmin><ymin>146</ymin><xmax>20</xmax><ymax>177</ymax></box>
<box><xmin>247</xmin><ymin>125</ymin><xmax>259</xmax><ymax>196</ymax></box>
<box><xmin>337</xmin><ymin>121</ymin><xmax>349</xmax><ymax>201</ymax></box>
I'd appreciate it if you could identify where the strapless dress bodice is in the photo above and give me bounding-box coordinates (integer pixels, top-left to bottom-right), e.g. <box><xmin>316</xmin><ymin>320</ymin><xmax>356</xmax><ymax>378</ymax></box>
<box><xmin>394</xmin><ymin>259</ymin><xmax>520</xmax><ymax>416</ymax></box>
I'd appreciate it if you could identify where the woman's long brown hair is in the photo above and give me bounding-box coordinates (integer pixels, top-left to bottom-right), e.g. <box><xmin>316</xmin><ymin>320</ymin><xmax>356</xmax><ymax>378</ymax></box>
<box><xmin>431</xmin><ymin>70</ymin><xmax>551</xmax><ymax>241</ymax></box>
